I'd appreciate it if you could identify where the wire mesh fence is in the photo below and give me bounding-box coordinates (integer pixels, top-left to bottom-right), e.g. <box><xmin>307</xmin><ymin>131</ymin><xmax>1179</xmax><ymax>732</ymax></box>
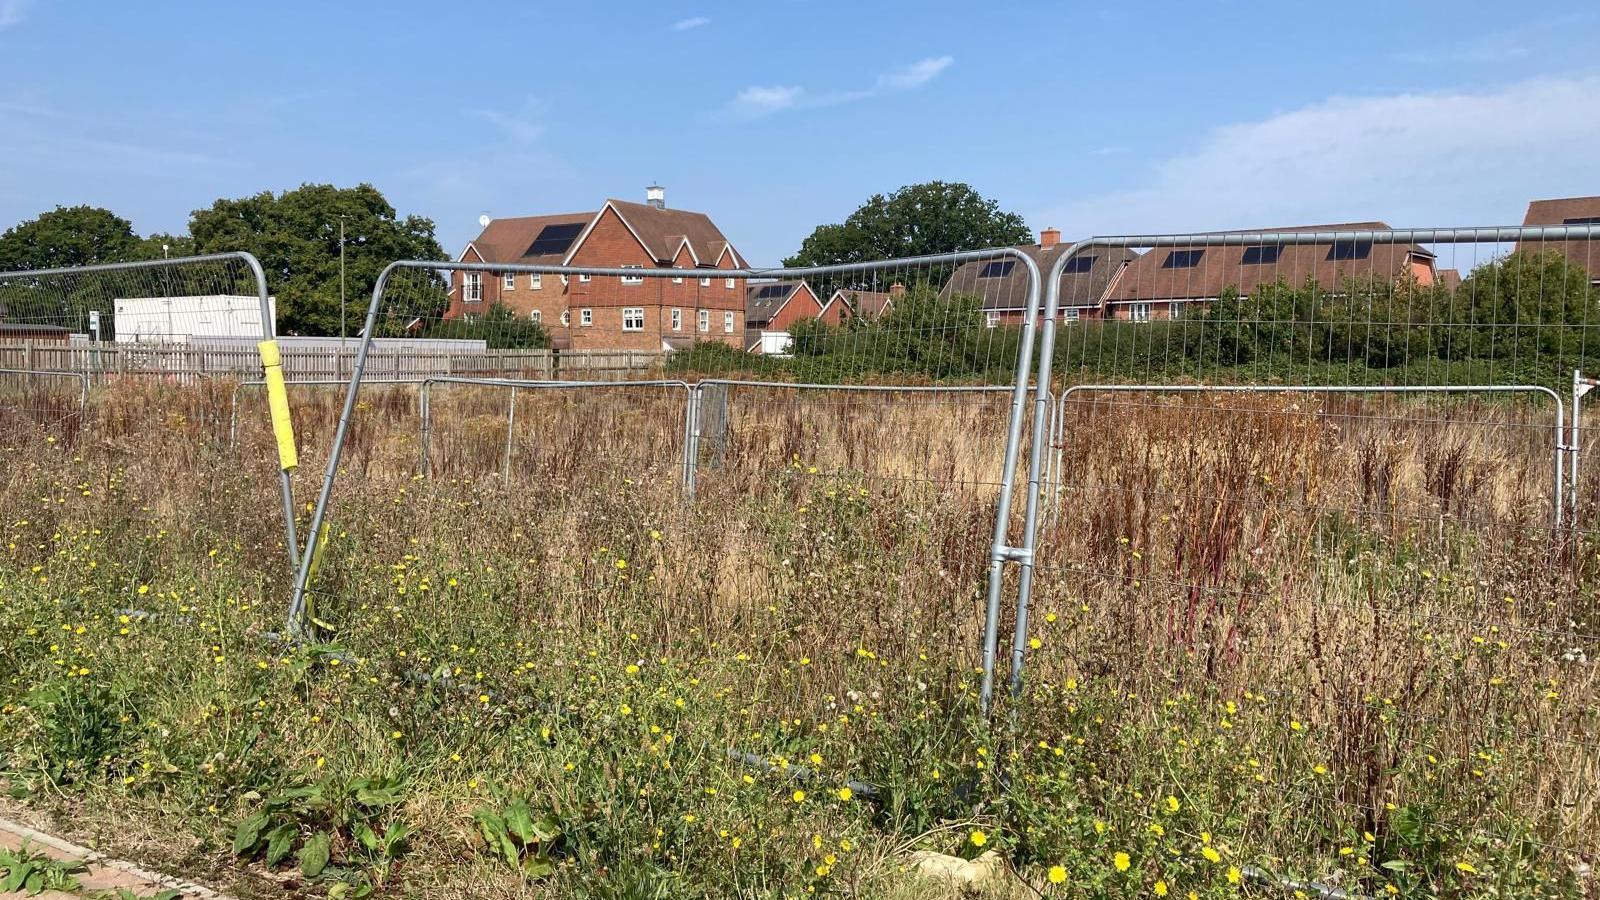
<box><xmin>2</xmin><ymin>221</ymin><xmax>1599</xmax><ymax>890</ymax></box>
<box><xmin>996</xmin><ymin>225</ymin><xmax>1600</xmax><ymax>889</ymax></box>
<box><xmin>0</xmin><ymin>254</ymin><xmax>305</xmax><ymax>583</ymax></box>
<box><xmin>0</xmin><ymin>368</ymin><xmax>88</xmax><ymax>443</ymax></box>
<box><xmin>286</xmin><ymin>252</ymin><xmax>1046</xmax><ymax>708</ymax></box>
<box><xmin>417</xmin><ymin>377</ymin><xmax>694</xmax><ymax>489</ymax></box>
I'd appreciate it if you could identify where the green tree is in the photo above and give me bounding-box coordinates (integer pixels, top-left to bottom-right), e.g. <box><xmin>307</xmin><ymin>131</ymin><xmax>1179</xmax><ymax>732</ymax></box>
<box><xmin>418</xmin><ymin>302</ymin><xmax>550</xmax><ymax>350</ymax></box>
<box><xmin>784</xmin><ymin>182</ymin><xmax>1032</xmax><ymax>268</ymax></box>
<box><xmin>189</xmin><ymin>183</ymin><xmax>446</xmax><ymax>336</ymax></box>
<box><xmin>0</xmin><ymin>206</ymin><xmax>142</xmax><ymax>270</ymax></box>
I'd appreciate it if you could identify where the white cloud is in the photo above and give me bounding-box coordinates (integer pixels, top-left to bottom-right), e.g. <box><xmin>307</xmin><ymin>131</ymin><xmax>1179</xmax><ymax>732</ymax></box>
<box><xmin>730</xmin><ymin>85</ymin><xmax>805</xmax><ymax>116</ymax></box>
<box><xmin>1395</xmin><ymin>45</ymin><xmax>1529</xmax><ymax>65</ymax></box>
<box><xmin>0</xmin><ymin>0</ymin><xmax>32</xmax><ymax>29</ymax></box>
<box><xmin>875</xmin><ymin>56</ymin><xmax>953</xmax><ymax>91</ymax></box>
<box><xmin>726</xmin><ymin>56</ymin><xmax>953</xmax><ymax>119</ymax></box>
<box><xmin>671</xmin><ymin>16</ymin><xmax>710</xmax><ymax>31</ymax></box>
<box><xmin>464</xmin><ymin>103</ymin><xmax>545</xmax><ymax>145</ymax></box>
<box><xmin>1033</xmin><ymin>76</ymin><xmax>1600</xmax><ymax>238</ymax></box>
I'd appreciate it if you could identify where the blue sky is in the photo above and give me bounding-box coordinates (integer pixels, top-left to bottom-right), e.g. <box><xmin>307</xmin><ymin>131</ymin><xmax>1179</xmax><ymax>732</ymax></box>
<box><xmin>1</xmin><ymin>0</ymin><xmax>1598</xmax><ymax>264</ymax></box>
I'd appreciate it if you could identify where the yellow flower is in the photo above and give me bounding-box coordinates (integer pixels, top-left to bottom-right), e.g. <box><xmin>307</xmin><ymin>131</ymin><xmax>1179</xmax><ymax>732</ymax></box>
<box><xmin>1165</xmin><ymin>795</ymin><xmax>1180</xmax><ymax>813</ymax></box>
<box><xmin>1028</xmin><ymin>637</ymin><xmax>1042</xmax><ymax>650</ymax></box>
<box><xmin>1201</xmin><ymin>847</ymin><xmax>1222</xmax><ymax>864</ymax></box>
<box><xmin>1113</xmin><ymin>852</ymin><xmax>1131</xmax><ymax>872</ymax></box>
<box><xmin>792</xmin><ymin>790</ymin><xmax>806</xmax><ymax>803</ymax></box>
<box><xmin>836</xmin><ymin>787</ymin><xmax>853</xmax><ymax>802</ymax></box>
<box><xmin>1154</xmin><ymin>880</ymin><xmax>1169</xmax><ymax>897</ymax></box>
<box><xmin>969</xmin><ymin>829</ymin><xmax>988</xmax><ymax>847</ymax></box>
<box><xmin>619</xmin><ymin>704</ymin><xmax>632</xmax><ymax>716</ymax></box>
<box><xmin>1455</xmin><ymin>861</ymin><xmax>1477</xmax><ymax>875</ymax></box>
<box><xmin>1048</xmin><ymin>865</ymin><xmax>1067</xmax><ymax>884</ymax></box>
<box><xmin>1227</xmin><ymin>866</ymin><xmax>1241</xmax><ymax>885</ymax></box>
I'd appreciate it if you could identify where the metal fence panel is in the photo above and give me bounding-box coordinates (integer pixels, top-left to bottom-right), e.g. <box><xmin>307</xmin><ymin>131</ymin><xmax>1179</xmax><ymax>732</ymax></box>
<box><xmin>1003</xmin><ymin>224</ymin><xmax>1600</xmax><ymax>876</ymax></box>
<box><xmin>286</xmin><ymin>252</ymin><xmax>1044</xmax><ymax>709</ymax></box>
<box><xmin>0</xmin><ymin>253</ymin><xmax>301</xmax><ymax>575</ymax></box>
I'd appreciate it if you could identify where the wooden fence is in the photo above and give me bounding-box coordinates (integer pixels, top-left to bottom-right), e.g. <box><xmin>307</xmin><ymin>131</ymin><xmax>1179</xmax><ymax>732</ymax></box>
<box><xmin>0</xmin><ymin>342</ymin><xmax>665</xmax><ymax>382</ymax></box>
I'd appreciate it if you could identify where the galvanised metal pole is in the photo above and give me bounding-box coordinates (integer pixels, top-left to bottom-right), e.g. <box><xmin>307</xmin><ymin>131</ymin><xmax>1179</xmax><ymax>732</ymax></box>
<box><xmin>1571</xmin><ymin>369</ymin><xmax>1599</xmax><ymax>525</ymax></box>
<box><xmin>502</xmin><ymin>386</ymin><xmax>518</xmax><ymax>481</ymax></box>
<box><xmin>1004</xmin><ymin>224</ymin><xmax>1600</xmax><ymax>698</ymax></box>
<box><xmin>287</xmin><ymin>260</ymin><xmax>404</xmax><ymax>638</ymax></box>
<box><xmin>684</xmin><ymin>385</ymin><xmax>699</xmax><ymax>499</ymax></box>
<box><xmin>977</xmin><ymin>253</ymin><xmax>1043</xmax><ymax>716</ymax></box>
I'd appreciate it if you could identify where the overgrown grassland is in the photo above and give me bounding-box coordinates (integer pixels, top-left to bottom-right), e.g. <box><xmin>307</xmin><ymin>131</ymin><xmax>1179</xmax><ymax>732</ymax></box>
<box><xmin>0</xmin><ymin>380</ymin><xmax>1594</xmax><ymax>898</ymax></box>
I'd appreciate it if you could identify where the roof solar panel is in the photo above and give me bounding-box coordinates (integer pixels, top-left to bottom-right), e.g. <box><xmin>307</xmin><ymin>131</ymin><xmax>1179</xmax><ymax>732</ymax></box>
<box><xmin>979</xmin><ymin>260</ymin><xmax>1015</xmax><ymax>278</ymax></box>
<box><xmin>754</xmin><ymin>284</ymin><xmax>792</xmax><ymax>299</ymax></box>
<box><xmin>1062</xmin><ymin>255</ymin><xmax>1096</xmax><ymax>274</ymax></box>
<box><xmin>1241</xmin><ymin>245</ymin><xmax>1282</xmax><ymax>265</ymax></box>
<box><xmin>525</xmin><ymin>222</ymin><xmax>585</xmax><ymax>257</ymax></box>
<box><xmin>1563</xmin><ymin>216</ymin><xmax>1600</xmax><ymax>226</ymax></box>
<box><xmin>1162</xmin><ymin>249</ymin><xmax>1204</xmax><ymax>269</ymax></box>
<box><xmin>1327</xmin><ymin>240</ymin><xmax>1372</xmax><ymax>261</ymax></box>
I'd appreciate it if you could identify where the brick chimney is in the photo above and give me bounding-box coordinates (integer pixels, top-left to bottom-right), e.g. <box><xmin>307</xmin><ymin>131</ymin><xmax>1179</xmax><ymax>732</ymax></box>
<box><xmin>646</xmin><ymin>184</ymin><xmax>666</xmax><ymax>209</ymax></box>
<box><xmin>889</xmin><ymin>282</ymin><xmax>907</xmax><ymax>296</ymax></box>
<box><xmin>1040</xmin><ymin>227</ymin><xmax>1062</xmax><ymax>248</ymax></box>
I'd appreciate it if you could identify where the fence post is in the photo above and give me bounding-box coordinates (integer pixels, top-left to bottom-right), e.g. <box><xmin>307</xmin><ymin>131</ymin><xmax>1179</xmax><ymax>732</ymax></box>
<box><xmin>502</xmin><ymin>387</ymin><xmax>517</xmax><ymax>480</ymax></box>
<box><xmin>23</xmin><ymin>341</ymin><xmax>33</xmax><ymax>373</ymax></box>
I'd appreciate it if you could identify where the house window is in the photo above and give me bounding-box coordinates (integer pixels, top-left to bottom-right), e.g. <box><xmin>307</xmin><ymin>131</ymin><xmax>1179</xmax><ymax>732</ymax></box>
<box><xmin>1327</xmin><ymin>240</ymin><xmax>1372</xmax><ymax>261</ymax></box>
<box><xmin>560</xmin><ymin>310</ymin><xmax>570</xmax><ymax>326</ymax></box>
<box><xmin>530</xmin><ymin>309</ymin><xmax>542</xmax><ymax>325</ymax></box>
<box><xmin>671</xmin><ymin>308</ymin><xmax>682</xmax><ymax>331</ymax></box>
<box><xmin>621</xmin><ymin>265</ymin><xmax>644</xmax><ymax>285</ymax></box>
<box><xmin>697</xmin><ymin>309</ymin><xmax>709</xmax><ymax>332</ymax></box>
<box><xmin>1161</xmin><ymin>250</ymin><xmax>1204</xmax><ymax>269</ymax></box>
<box><xmin>1062</xmin><ymin>255</ymin><xmax>1096</xmax><ymax>274</ymax></box>
<box><xmin>579</xmin><ymin>273</ymin><xmax>592</xmax><ymax>283</ymax></box>
<box><xmin>530</xmin><ymin>273</ymin><xmax>542</xmax><ymax>290</ymax></box>
<box><xmin>672</xmin><ymin>276</ymin><xmax>684</xmax><ymax>284</ymax></box>
<box><xmin>1563</xmin><ymin>216</ymin><xmax>1600</xmax><ymax>226</ymax></box>
<box><xmin>725</xmin><ymin>277</ymin><xmax>735</xmax><ymax>290</ymax></box>
<box><xmin>1129</xmin><ymin>302</ymin><xmax>1152</xmax><ymax>322</ymax></box>
<box><xmin>1064</xmin><ymin>308</ymin><xmax>1080</xmax><ymax>322</ymax></box>
<box><xmin>978</xmin><ymin>260</ymin><xmax>1015</xmax><ymax>278</ymax></box>
<box><xmin>464</xmin><ymin>272</ymin><xmax>483</xmax><ymax>303</ymax></box>
<box><xmin>699</xmin><ymin>277</ymin><xmax>711</xmax><ymax>287</ymax></box>
<box><xmin>1168</xmin><ymin>302</ymin><xmax>1182</xmax><ymax>319</ymax></box>
<box><xmin>1241</xmin><ymin>245</ymin><xmax>1281</xmax><ymax>265</ymax></box>
<box><xmin>622</xmin><ymin>307</ymin><xmax>645</xmax><ymax>331</ymax></box>
<box><xmin>580</xmin><ymin>308</ymin><xmax>593</xmax><ymax>327</ymax></box>
<box><xmin>503</xmin><ymin>272</ymin><xmax>515</xmax><ymax>290</ymax></box>
<box><xmin>984</xmin><ymin>311</ymin><xmax>1001</xmax><ymax>329</ymax></box>
<box><xmin>723</xmin><ymin>311</ymin><xmax>735</xmax><ymax>333</ymax></box>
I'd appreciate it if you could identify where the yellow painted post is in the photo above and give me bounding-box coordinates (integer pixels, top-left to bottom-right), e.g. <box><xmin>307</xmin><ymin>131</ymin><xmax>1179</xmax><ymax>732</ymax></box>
<box><xmin>257</xmin><ymin>340</ymin><xmax>299</xmax><ymax>472</ymax></box>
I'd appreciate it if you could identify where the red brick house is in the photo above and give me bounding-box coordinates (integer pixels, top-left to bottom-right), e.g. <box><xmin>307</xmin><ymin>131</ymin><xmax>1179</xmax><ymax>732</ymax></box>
<box><xmin>745</xmin><ymin>281</ymin><xmax>823</xmax><ymax>354</ymax></box>
<box><xmin>1518</xmin><ymin>197</ymin><xmax>1600</xmax><ymax>285</ymax></box>
<box><xmin>445</xmin><ymin>187</ymin><xmax>748</xmax><ymax>351</ymax></box>
<box><xmin>940</xmin><ymin>228</ymin><xmax>1138</xmax><ymax>325</ymax></box>
<box><xmin>1099</xmin><ymin>222</ymin><xmax>1437</xmax><ymax>320</ymax></box>
<box><xmin>817</xmin><ymin>285</ymin><xmax>901</xmax><ymax>325</ymax></box>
